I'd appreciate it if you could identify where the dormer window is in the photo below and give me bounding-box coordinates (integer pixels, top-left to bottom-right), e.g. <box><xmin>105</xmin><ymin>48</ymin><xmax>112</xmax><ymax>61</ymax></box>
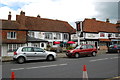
<box><xmin>7</xmin><ymin>32</ymin><xmax>16</xmax><ymax>39</ymax></box>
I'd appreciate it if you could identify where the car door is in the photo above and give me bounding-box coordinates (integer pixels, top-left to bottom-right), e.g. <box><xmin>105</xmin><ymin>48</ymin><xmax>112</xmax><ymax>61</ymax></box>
<box><xmin>21</xmin><ymin>47</ymin><xmax>35</xmax><ymax>60</ymax></box>
<box><xmin>80</xmin><ymin>45</ymin><xmax>88</xmax><ymax>55</ymax></box>
<box><xmin>87</xmin><ymin>45</ymin><xmax>94</xmax><ymax>54</ymax></box>
<box><xmin>33</xmin><ymin>47</ymin><xmax>47</xmax><ymax>59</ymax></box>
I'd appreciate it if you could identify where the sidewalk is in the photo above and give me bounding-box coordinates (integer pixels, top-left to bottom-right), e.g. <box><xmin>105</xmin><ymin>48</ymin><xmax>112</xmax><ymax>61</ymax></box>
<box><xmin>1</xmin><ymin>50</ymin><xmax>107</xmax><ymax>62</ymax></box>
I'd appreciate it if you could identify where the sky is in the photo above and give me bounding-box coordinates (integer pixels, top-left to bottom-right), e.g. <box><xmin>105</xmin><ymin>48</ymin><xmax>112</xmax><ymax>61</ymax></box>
<box><xmin>0</xmin><ymin>0</ymin><xmax>119</xmax><ymax>28</ymax></box>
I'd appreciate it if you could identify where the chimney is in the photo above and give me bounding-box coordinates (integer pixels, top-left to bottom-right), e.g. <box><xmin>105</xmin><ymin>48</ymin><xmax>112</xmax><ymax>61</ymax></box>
<box><xmin>8</xmin><ymin>11</ymin><xmax>11</xmax><ymax>20</ymax></box>
<box><xmin>106</xmin><ymin>18</ymin><xmax>110</xmax><ymax>22</ymax></box>
<box><xmin>92</xmin><ymin>18</ymin><xmax>96</xmax><ymax>20</ymax></box>
<box><xmin>16</xmin><ymin>11</ymin><xmax>26</xmax><ymax>26</ymax></box>
<box><xmin>37</xmin><ymin>14</ymin><xmax>41</xmax><ymax>18</ymax></box>
<box><xmin>20</xmin><ymin>11</ymin><xmax>25</xmax><ymax>16</ymax></box>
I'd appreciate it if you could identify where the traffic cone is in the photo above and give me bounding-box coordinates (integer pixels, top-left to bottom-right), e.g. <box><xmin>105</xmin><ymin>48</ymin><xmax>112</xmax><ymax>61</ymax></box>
<box><xmin>11</xmin><ymin>72</ymin><xmax>15</xmax><ymax>80</ymax></box>
<box><xmin>82</xmin><ymin>65</ymin><xmax>88</xmax><ymax>80</ymax></box>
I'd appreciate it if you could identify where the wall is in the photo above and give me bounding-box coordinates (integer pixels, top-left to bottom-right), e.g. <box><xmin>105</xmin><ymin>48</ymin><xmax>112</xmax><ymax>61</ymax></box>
<box><xmin>2</xmin><ymin>30</ymin><xmax>27</xmax><ymax>43</ymax></box>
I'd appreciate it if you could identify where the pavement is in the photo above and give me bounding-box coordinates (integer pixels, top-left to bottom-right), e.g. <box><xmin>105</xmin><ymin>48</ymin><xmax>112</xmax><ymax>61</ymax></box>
<box><xmin>1</xmin><ymin>50</ymin><xmax>107</xmax><ymax>62</ymax></box>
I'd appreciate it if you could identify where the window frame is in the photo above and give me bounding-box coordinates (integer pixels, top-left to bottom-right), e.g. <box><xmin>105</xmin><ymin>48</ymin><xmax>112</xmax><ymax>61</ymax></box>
<box><xmin>7</xmin><ymin>32</ymin><xmax>17</xmax><ymax>39</ymax></box>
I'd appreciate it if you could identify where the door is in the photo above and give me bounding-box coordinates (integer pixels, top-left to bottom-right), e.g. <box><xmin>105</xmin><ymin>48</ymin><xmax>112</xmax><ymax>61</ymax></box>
<box><xmin>79</xmin><ymin>45</ymin><xmax>88</xmax><ymax>55</ymax></box>
<box><xmin>21</xmin><ymin>47</ymin><xmax>35</xmax><ymax>60</ymax></box>
<box><xmin>87</xmin><ymin>45</ymin><xmax>94</xmax><ymax>54</ymax></box>
<box><xmin>33</xmin><ymin>47</ymin><xmax>47</xmax><ymax>59</ymax></box>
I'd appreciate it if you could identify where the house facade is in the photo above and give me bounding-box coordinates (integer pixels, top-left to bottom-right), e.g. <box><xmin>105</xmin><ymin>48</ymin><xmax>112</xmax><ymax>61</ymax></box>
<box><xmin>72</xmin><ymin>18</ymin><xmax>120</xmax><ymax>50</ymax></box>
<box><xmin>1</xmin><ymin>11</ymin><xmax>75</xmax><ymax>56</ymax></box>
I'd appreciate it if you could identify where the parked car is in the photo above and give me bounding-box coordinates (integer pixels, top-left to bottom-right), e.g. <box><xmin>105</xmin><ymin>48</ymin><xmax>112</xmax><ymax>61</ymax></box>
<box><xmin>107</xmin><ymin>44</ymin><xmax>120</xmax><ymax>53</ymax></box>
<box><xmin>66</xmin><ymin>44</ymin><xmax>97</xmax><ymax>58</ymax></box>
<box><xmin>13</xmin><ymin>47</ymin><xmax>56</xmax><ymax>64</ymax></box>
<box><xmin>50</xmin><ymin>45</ymin><xmax>63</xmax><ymax>53</ymax></box>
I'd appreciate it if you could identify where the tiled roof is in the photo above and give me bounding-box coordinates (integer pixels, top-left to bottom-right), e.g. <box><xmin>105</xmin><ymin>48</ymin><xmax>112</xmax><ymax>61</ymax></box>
<box><xmin>1</xmin><ymin>20</ymin><xmax>27</xmax><ymax>30</ymax></box>
<box><xmin>83</xmin><ymin>19</ymin><xmax>118</xmax><ymax>33</ymax></box>
<box><xmin>17</xmin><ymin>15</ymin><xmax>76</xmax><ymax>33</ymax></box>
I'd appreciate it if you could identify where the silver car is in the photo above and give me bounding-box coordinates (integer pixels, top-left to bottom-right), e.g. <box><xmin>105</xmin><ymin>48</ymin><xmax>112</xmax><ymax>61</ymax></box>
<box><xmin>13</xmin><ymin>47</ymin><xmax>56</xmax><ymax>64</ymax></box>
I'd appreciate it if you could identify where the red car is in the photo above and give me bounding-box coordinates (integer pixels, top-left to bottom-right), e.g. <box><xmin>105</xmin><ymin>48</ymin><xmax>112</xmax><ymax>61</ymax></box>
<box><xmin>66</xmin><ymin>44</ymin><xmax>97</xmax><ymax>58</ymax></box>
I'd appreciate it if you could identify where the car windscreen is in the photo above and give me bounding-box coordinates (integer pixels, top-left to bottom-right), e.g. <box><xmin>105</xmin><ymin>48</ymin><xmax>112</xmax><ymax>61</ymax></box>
<box><xmin>75</xmin><ymin>45</ymin><xmax>81</xmax><ymax>49</ymax></box>
<box><xmin>109</xmin><ymin>45</ymin><xmax>114</xmax><ymax>48</ymax></box>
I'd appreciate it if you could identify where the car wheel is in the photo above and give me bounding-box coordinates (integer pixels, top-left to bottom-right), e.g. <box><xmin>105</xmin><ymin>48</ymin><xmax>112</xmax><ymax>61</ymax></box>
<box><xmin>47</xmin><ymin>55</ymin><xmax>54</xmax><ymax>61</ymax></box>
<box><xmin>91</xmin><ymin>52</ymin><xmax>96</xmax><ymax>56</ymax></box>
<box><xmin>75</xmin><ymin>53</ymin><xmax>80</xmax><ymax>58</ymax></box>
<box><xmin>17</xmin><ymin>57</ymin><xmax>25</xmax><ymax>64</ymax></box>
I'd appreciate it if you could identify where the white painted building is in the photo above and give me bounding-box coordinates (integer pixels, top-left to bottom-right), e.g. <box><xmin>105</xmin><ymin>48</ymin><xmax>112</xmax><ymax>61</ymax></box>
<box><xmin>72</xmin><ymin>18</ymin><xmax>120</xmax><ymax>50</ymax></box>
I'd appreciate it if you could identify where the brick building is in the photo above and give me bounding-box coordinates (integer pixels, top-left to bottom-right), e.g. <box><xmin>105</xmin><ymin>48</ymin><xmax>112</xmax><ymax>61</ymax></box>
<box><xmin>1</xmin><ymin>11</ymin><xmax>75</xmax><ymax>56</ymax></box>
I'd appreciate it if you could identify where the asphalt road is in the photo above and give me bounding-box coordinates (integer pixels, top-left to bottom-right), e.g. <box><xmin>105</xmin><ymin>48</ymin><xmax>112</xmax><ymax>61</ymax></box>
<box><xmin>2</xmin><ymin>53</ymin><xmax>120</xmax><ymax>80</ymax></box>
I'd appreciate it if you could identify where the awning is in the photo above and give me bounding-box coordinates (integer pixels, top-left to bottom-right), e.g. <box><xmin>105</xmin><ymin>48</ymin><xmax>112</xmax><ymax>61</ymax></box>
<box><xmin>54</xmin><ymin>41</ymin><xmax>60</xmax><ymax>44</ymax></box>
<box><xmin>67</xmin><ymin>41</ymin><xmax>75</xmax><ymax>44</ymax></box>
<box><xmin>99</xmin><ymin>39</ymin><xmax>111</xmax><ymax>42</ymax></box>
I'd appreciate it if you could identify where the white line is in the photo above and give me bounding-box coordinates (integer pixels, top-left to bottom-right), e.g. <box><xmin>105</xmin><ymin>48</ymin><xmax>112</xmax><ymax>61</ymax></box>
<box><xmin>11</xmin><ymin>63</ymin><xmax>68</xmax><ymax>71</ymax></box>
<box><xmin>110</xmin><ymin>57</ymin><xmax>118</xmax><ymax>59</ymax></box>
<box><xmin>59</xmin><ymin>64</ymin><xmax>67</xmax><ymax>66</ymax></box>
<box><xmin>11</xmin><ymin>68</ymin><xmax>24</xmax><ymax>71</ymax></box>
<box><xmin>90</xmin><ymin>58</ymin><xmax>109</xmax><ymax>62</ymax></box>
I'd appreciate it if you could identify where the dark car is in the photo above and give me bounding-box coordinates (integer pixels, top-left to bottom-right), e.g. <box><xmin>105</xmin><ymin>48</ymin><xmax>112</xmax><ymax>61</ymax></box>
<box><xmin>108</xmin><ymin>44</ymin><xmax>120</xmax><ymax>53</ymax></box>
<box><xmin>66</xmin><ymin>44</ymin><xmax>97</xmax><ymax>58</ymax></box>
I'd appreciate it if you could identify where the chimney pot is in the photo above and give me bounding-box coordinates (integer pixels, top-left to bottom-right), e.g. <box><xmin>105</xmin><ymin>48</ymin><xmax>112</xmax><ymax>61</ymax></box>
<box><xmin>8</xmin><ymin>11</ymin><xmax>11</xmax><ymax>20</ymax></box>
<box><xmin>92</xmin><ymin>18</ymin><xmax>96</xmax><ymax>20</ymax></box>
<box><xmin>106</xmin><ymin>18</ymin><xmax>110</xmax><ymax>22</ymax></box>
<box><xmin>20</xmin><ymin>11</ymin><xmax>25</xmax><ymax>15</ymax></box>
<box><xmin>37</xmin><ymin>14</ymin><xmax>40</xmax><ymax>18</ymax></box>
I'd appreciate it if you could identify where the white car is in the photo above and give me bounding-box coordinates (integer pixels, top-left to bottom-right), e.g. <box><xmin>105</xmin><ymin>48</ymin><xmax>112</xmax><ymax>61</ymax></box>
<box><xmin>13</xmin><ymin>47</ymin><xmax>56</xmax><ymax>64</ymax></box>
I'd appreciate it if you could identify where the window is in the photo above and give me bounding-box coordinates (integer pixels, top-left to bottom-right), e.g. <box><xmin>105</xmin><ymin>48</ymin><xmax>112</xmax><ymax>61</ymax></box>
<box><xmin>45</xmin><ymin>33</ymin><xmax>52</xmax><ymax>39</ymax></box>
<box><xmin>63</xmin><ymin>34</ymin><xmax>68</xmax><ymax>39</ymax></box>
<box><xmin>28</xmin><ymin>31</ymin><xmax>34</xmax><ymax>37</ymax></box>
<box><xmin>22</xmin><ymin>47</ymin><xmax>33</xmax><ymax>52</ymax></box>
<box><xmin>7</xmin><ymin>32</ymin><xmax>16</xmax><ymax>39</ymax></box>
<box><xmin>100</xmin><ymin>33</ymin><xmax>105</xmax><ymax>37</ymax></box>
<box><xmin>8</xmin><ymin>44</ymin><xmax>23</xmax><ymax>52</ymax></box>
<box><xmin>56</xmin><ymin>33</ymin><xmax>61</xmax><ymax>39</ymax></box>
<box><xmin>87</xmin><ymin>45</ymin><xmax>94</xmax><ymax>49</ymax></box>
<box><xmin>81</xmin><ymin>45</ymin><xmax>87</xmax><ymax>49</ymax></box>
<box><xmin>34</xmin><ymin>48</ymin><xmax>44</xmax><ymax>52</ymax></box>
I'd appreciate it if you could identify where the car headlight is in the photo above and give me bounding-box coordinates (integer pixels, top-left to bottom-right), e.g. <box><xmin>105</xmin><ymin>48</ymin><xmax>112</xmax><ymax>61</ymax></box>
<box><xmin>70</xmin><ymin>50</ymin><xmax>74</xmax><ymax>53</ymax></box>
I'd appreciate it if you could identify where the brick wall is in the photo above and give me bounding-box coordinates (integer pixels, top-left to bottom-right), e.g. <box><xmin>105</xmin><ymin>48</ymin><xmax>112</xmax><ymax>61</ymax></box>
<box><xmin>2</xmin><ymin>30</ymin><xmax>27</xmax><ymax>43</ymax></box>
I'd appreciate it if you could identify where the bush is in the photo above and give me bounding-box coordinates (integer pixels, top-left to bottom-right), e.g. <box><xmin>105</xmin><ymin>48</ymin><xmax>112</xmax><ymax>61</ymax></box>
<box><xmin>67</xmin><ymin>46</ymin><xmax>74</xmax><ymax>50</ymax></box>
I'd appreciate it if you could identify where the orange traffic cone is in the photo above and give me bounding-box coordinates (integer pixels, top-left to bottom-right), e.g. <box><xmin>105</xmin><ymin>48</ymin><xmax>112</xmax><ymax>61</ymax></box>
<box><xmin>83</xmin><ymin>65</ymin><xmax>88</xmax><ymax>80</ymax></box>
<box><xmin>11</xmin><ymin>72</ymin><xmax>15</xmax><ymax>80</ymax></box>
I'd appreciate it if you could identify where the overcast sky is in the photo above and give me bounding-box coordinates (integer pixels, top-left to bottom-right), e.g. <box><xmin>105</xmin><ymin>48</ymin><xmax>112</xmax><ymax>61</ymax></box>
<box><xmin>0</xmin><ymin>0</ymin><xmax>119</xmax><ymax>28</ymax></box>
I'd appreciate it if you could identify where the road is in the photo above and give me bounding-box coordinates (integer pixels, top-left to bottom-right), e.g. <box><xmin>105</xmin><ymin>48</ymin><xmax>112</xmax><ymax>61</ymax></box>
<box><xmin>2</xmin><ymin>53</ymin><xmax>119</xmax><ymax>80</ymax></box>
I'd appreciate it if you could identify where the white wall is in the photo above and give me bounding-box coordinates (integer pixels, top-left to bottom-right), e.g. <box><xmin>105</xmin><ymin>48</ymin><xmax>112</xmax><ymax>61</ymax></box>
<box><xmin>1</xmin><ymin>44</ymin><xmax>8</xmax><ymax>56</ymax></box>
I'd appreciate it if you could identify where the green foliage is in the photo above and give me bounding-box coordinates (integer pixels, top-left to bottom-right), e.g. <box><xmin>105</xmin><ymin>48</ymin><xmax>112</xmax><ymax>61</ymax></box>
<box><xmin>47</xmin><ymin>44</ymin><xmax>51</xmax><ymax>48</ymax></box>
<box><xmin>67</xmin><ymin>46</ymin><xmax>74</xmax><ymax>50</ymax></box>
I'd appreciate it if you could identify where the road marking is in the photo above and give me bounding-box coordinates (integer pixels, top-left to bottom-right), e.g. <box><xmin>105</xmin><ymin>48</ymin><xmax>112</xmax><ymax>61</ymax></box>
<box><xmin>11</xmin><ymin>68</ymin><xmax>24</xmax><ymax>71</ymax></box>
<box><xmin>90</xmin><ymin>58</ymin><xmax>109</xmax><ymax>62</ymax></box>
<box><xmin>110</xmin><ymin>57</ymin><xmax>118</xmax><ymax>59</ymax></box>
<box><xmin>11</xmin><ymin>63</ymin><xmax>68</xmax><ymax>71</ymax></box>
<box><xmin>90</xmin><ymin>57</ymin><xmax>118</xmax><ymax>62</ymax></box>
<box><xmin>104</xmin><ymin>76</ymin><xmax>120</xmax><ymax>80</ymax></box>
